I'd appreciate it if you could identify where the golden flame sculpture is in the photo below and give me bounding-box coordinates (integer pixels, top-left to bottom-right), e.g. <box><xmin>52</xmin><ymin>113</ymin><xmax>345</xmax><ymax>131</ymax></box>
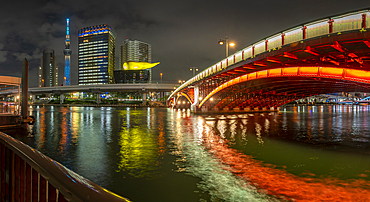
<box><xmin>123</xmin><ymin>61</ymin><xmax>160</xmax><ymax>70</ymax></box>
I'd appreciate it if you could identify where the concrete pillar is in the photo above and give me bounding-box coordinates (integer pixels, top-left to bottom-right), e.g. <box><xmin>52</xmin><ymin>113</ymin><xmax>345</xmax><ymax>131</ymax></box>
<box><xmin>21</xmin><ymin>58</ymin><xmax>29</xmax><ymax>118</ymax></box>
<box><xmin>142</xmin><ymin>93</ymin><xmax>147</xmax><ymax>106</ymax></box>
<box><xmin>96</xmin><ymin>93</ymin><xmax>101</xmax><ymax>104</ymax></box>
<box><xmin>190</xmin><ymin>86</ymin><xmax>199</xmax><ymax>113</ymax></box>
<box><xmin>32</xmin><ymin>94</ymin><xmax>36</xmax><ymax>103</ymax></box>
<box><xmin>60</xmin><ymin>94</ymin><xmax>64</xmax><ymax>104</ymax></box>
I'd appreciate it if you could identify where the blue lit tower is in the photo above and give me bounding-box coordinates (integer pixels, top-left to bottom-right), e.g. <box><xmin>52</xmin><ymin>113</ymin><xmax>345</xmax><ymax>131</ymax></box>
<box><xmin>63</xmin><ymin>18</ymin><xmax>71</xmax><ymax>86</ymax></box>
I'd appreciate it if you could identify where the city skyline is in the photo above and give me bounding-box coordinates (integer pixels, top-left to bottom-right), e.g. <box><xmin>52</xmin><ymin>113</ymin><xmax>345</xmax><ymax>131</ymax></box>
<box><xmin>0</xmin><ymin>0</ymin><xmax>369</xmax><ymax>87</ymax></box>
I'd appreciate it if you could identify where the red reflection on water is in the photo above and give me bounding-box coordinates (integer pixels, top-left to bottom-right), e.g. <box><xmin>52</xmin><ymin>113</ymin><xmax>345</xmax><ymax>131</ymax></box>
<box><xmin>201</xmin><ymin>128</ymin><xmax>370</xmax><ymax>201</ymax></box>
<box><xmin>59</xmin><ymin>107</ymin><xmax>68</xmax><ymax>153</ymax></box>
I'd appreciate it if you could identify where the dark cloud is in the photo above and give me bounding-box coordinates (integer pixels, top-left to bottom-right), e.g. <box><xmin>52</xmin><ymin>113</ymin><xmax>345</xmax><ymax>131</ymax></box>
<box><xmin>0</xmin><ymin>0</ymin><xmax>369</xmax><ymax>87</ymax></box>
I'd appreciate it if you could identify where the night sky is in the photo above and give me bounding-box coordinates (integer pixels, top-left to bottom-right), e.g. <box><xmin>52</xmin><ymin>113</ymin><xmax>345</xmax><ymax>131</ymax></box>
<box><xmin>0</xmin><ymin>0</ymin><xmax>369</xmax><ymax>87</ymax></box>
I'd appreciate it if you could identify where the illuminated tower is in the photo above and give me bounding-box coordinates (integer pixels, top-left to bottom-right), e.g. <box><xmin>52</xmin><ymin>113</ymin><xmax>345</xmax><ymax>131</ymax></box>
<box><xmin>78</xmin><ymin>24</ymin><xmax>116</xmax><ymax>85</ymax></box>
<box><xmin>63</xmin><ymin>18</ymin><xmax>71</xmax><ymax>86</ymax></box>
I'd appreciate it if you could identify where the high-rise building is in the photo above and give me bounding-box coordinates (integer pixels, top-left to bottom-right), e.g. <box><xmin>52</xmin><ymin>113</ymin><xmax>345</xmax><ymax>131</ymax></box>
<box><xmin>38</xmin><ymin>49</ymin><xmax>58</xmax><ymax>87</ymax></box>
<box><xmin>119</xmin><ymin>39</ymin><xmax>152</xmax><ymax>83</ymax></box>
<box><xmin>63</xmin><ymin>18</ymin><xmax>71</xmax><ymax>86</ymax></box>
<box><xmin>78</xmin><ymin>24</ymin><xmax>116</xmax><ymax>85</ymax></box>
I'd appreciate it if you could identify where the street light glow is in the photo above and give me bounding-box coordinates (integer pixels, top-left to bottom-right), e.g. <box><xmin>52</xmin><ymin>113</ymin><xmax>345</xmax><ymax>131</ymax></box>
<box><xmin>219</xmin><ymin>36</ymin><xmax>235</xmax><ymax>57</ymax></box>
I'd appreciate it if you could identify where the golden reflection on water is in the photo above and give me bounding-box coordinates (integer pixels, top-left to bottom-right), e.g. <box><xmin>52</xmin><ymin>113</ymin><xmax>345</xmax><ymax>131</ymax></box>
<box><xmin>36</xmin><ymin>107</ymin><xmax>46</xmax><ymax>149</ymax></box>
<box><xmin>117</xmin><ymin>109</ymin><xmax>166</xmax><ymax>179</ymax></box>
<box><xmin>255</xmin><ymin>122</ymin><xmax>264</xmax><ymax>145</ymax></box>
<box><xmin>71</xmin><ymin>107</ymin><xmax>80</xmax><ymax>144</ymax></box>
<box><xmin>156</xmin><ymin>110</ymin><xmax>166</xmax><ymax>160</ymax></box>
<box><xmin>171</xmin><ymin>109</ymin><xmax>186</xmax><ymax>172</ymax></box>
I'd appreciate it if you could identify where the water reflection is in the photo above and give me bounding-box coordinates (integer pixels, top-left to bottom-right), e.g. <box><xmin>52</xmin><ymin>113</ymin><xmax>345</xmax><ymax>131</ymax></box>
<box><xmin>8</xmin><ymin>105</ymin><xmax>370</xmax><ymax>201</ymax></box>
<box><xmin>169</xmin><ymin>110</ymin><xmax>268</xmax><ymax>201</ymax></box>
<box><xmin>196</xmin><ymin>106</ymin><xmax>370</xmax><ymax>201</ymax></box>
<box><xmin>116</xmin><ymin>108</ymin><xmax>166</xmax><ymax>179</ymax></box>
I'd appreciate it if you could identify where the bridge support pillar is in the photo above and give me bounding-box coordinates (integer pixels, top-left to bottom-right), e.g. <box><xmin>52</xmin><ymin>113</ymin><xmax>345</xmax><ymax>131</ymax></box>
<box><xmin>96</xmin><ymin>94</ymin><xmax>101</xmax><ymax>104</ymax></box>
<box><xmin>190</xmin><ymin>86</ymin><xmax>199</xmax><ymax>113</ymax></box>
<box><xmin>60</xmin><ymin>94</ymin><xmax>64</xmax><ymax>104</ymax></box>
<box><xmin>142</xmin><ymin>93</ymin><xmax>147</xmax><ymax>106</ymax></box>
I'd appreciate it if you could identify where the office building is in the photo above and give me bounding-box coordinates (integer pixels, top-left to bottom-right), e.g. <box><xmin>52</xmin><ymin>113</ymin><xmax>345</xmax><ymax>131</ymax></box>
<box><xmin>78</xmin><ymin>24</ymin><xmax>116</xmax><ymax>85</ymax></box>
<box><xmin>38</xmin><ymin>49</ymin><xmax>58</xmax><ymax>87</ymax></box>
<box><xmin>119</xmin><ymin>39</ymin><xmax>152</xmax><ymax>83</ymax></box>
<box><xmin>63</xmin><ymin>18</ymin><xmax>71</xmax><ymax>86</ymax></box>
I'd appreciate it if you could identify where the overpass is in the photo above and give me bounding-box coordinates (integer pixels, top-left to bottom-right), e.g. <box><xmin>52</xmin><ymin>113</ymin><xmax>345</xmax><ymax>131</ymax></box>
<box><xmin>169</xmin><ymin>8</ymin><xmax>370</xmax><ymax>113</ymax></box>
<box><xmin>0</xmin><ymin>83</ymin><xmax>177</xmax><ymax>104</ymax></box>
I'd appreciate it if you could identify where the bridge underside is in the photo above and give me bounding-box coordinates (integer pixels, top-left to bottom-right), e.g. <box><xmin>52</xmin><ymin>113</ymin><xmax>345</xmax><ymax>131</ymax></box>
<box><xmin>200</xmin><ymin>76</ymin><xmax>370</xmax><ymax>111</ymax></box>
<box><xmin>170</xmin><ymin>26</ymin><xmax>370</xmax><ymax>112</ymax></box>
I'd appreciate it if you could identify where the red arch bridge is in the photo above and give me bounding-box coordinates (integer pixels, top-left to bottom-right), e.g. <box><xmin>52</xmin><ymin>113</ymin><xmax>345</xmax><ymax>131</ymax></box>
<box><xmin>168</xmin><ymin>8</ymin><xmax>370</xmax><ymax>113</ymax></box>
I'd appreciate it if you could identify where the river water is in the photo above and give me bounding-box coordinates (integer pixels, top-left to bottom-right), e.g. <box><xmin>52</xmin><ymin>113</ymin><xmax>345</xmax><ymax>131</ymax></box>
<box><xmin>6</xmin><ymin>105</ymin><xmax>370</xmax><ymax>201</ymax></box>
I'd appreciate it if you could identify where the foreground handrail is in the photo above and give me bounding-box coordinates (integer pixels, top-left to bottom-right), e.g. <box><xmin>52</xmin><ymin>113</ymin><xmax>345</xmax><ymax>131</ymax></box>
<box><xmin>0</xmin><ymin>132</ymin><xmax>131</xmax><ymax>202</ymax></box>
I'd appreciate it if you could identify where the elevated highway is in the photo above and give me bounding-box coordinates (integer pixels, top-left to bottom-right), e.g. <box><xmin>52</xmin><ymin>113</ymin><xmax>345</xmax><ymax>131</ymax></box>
<box><xmin>0</xmin><ymin>83</ymin><xmax>177</xmax><ymax>105</ymax></box>
<box><xmin>0</xmin><ymin>83</ymin><xmax>176</xmax><ymax>95</ymax></box>
<box><xmin>169</xmin><ymin>8</ymin><xmax>370</xmax><ymax>113</ymax></box>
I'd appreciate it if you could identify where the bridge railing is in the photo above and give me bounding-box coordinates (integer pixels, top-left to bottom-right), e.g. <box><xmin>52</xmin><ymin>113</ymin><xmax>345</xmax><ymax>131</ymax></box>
<box><xmin>0</xmin><ymin>132</ymin><xmax>130</xmax><ymax>202</ymax></box>
<box><xmin>169</xmin><ymin>8</ymin><xmax>370</xmax><ymax>99</ymax></box>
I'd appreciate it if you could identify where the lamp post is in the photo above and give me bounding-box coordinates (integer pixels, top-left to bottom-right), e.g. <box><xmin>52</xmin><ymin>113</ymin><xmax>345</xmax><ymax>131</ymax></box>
<box><xmin>218</xmin><ymin>36</ymin><xmax>235</xmax><ymax>57</ymax></box>
<box><xmin>189</xmin><ymin>67</ymin><xmax>199</xmax><ymax>77</ymax></box>
<box><xmin>160</xmin><ymin>73</ymin><xmax>163</xmax><ymax>83</ymax></box>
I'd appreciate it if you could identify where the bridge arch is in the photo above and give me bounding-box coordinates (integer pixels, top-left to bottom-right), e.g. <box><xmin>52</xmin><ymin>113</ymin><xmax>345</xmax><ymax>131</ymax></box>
<box><xmin>168</xmin><ymin>8</ymin><xmax>370</xmax><ymax>112</ymax></box>
<box><xmin>171</xmin><ymin>92</ymin><xmax>194</xmax><ymax>108</ymax></box>
<box><xmin>198</xmin><ymin>66</ymin><xmax>370</xmax><ymax>110</ymax></box>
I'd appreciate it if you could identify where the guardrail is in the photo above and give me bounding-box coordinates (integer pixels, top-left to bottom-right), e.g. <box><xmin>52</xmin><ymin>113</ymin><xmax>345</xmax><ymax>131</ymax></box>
<box><xmin>0</xmin><ymin>132</ymin><xmax>131</xmax><ymax>202</ymax></box>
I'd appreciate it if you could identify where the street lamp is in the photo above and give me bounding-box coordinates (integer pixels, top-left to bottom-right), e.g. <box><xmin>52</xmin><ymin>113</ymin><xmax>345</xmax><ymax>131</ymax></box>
<box><xmin>218</xmin><ymin>36</ymin><xmax>235</xmax><ymax>57</ymax></box>
<box><xmin>160</xmin><ymin>73</ymin><xmax>163</xmax><ymax>83</ymax></box>
<box><xmin>190</xmin><ymin>67</ymin><xmax>199</xmax><ymax>77</ymax></box>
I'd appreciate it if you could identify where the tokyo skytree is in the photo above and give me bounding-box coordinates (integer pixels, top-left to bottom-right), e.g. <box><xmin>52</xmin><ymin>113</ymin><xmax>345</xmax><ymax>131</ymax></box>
<box><xmin>63</xmin><ymin>18</ymin><xmax>71</xmax><ymax>85</ymax></box>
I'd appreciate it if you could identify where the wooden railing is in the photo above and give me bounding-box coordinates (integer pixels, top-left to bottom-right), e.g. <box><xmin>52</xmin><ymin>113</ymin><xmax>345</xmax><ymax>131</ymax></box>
<box><xmin>0</xmin><ymin>132</ymin><xmax>131</xmax><ymax>202</ymax></box>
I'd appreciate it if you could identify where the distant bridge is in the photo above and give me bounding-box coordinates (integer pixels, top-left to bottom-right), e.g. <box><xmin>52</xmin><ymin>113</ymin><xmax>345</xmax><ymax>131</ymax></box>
<box><xmin>0</xmin><ymin>83</ymin><xmax>177</xmax><ymax>104</ymax></box>
<box><xmin>169</xmin><ymin>8</ymin><xmax>370</xmax><ymax>113</ymax></box>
